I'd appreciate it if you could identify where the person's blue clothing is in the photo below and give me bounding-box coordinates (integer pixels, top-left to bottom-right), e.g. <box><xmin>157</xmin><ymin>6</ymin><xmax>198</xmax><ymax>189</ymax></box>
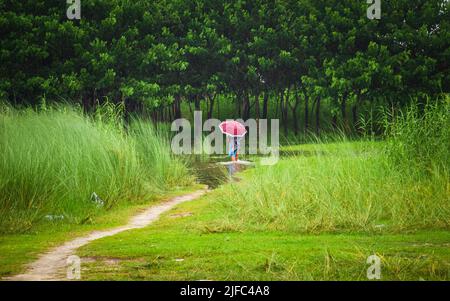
<box><xmin>228</xmin><ymin>137</ymin><xmax>240</xmax><ymax>158</ymax></box>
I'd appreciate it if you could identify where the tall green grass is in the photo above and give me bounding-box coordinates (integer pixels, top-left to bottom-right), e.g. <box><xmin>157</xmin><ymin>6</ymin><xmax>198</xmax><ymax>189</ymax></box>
<box><xmin>0</xmin><ymin>103</ymin><xmax>193</xmax><ymax>233</ymax></box>
<box><xmin>212</xmin><ymin>99</ymin><xmax>449</xmax><ymax>233</ymax></box>
<box><xmin>129</xmin><ymin>119</ymin><xmax>193</xmax><ymax>188</ymax></box>
<box><xmin>384</xmin><ymin>99</ymin><xmax>450</xmax><ymax>177</ymax></box>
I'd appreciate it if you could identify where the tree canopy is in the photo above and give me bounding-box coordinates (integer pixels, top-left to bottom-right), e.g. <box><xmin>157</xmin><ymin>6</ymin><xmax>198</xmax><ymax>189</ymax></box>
<box><xmin>1</xmin><ymin>0</ymin><xmax>448</xmax><ymax>133</ymax></box>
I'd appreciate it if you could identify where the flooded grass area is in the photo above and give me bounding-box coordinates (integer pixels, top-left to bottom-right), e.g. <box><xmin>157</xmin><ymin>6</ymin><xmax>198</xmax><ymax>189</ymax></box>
<box><xmin>184</xmin><ymin>146</ymin><xmax>323</xmax><ymax>189</ymax></box>
<box><xmin>185</xmin><ymin>155</ymin><xmax>253</xmax><ymax>189</ymax></box>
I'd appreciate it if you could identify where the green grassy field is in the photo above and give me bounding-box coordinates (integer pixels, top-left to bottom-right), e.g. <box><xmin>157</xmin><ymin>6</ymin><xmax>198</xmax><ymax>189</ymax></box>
<box><xmin>0</xmin><ymin>100</ymin><xmax>448</xmax><ymax>280</ymax></box>
<box><xmin>76</xmin><ymin>178</ymin><xmax>450</xmax><ymax>281</ymax></box>
<box><xmin>0</xmin><ymin>187</ymin><xmax>202</xmax><ymax>278</ymax></box>
<box><xmin>76</xmin><ymin>114</ymin><xmax>449</xmax><ymax>281</ymax></box>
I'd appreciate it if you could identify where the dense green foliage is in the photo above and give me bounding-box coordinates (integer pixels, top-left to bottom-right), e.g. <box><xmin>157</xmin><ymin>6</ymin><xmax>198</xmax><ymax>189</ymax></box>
<box><xmin>1</xmin><ymin>0</ymin><xmax>448</xmax><ymax>134</ymax></box>
<box><xmin>0</xmin><ymin>103</ymin><xmax>192</xmax><ymax>233</ymax></box>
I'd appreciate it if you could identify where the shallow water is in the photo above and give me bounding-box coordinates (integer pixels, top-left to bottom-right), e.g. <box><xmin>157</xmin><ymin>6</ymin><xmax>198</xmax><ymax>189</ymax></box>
<box><xmin>186</xmin><ymin>148</ymin><xmax>324</xmax><ymax>189</ymax></box>
<box><xmin>186</xmin><ymin>155</ymin><xmax>250</xmax><ymax>189</ymax></box>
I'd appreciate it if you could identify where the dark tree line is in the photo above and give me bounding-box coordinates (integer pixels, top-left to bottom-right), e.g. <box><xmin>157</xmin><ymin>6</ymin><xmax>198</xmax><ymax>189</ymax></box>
<box><xmin>1</xmin><ymin>0</ymin><xmax>448</xmax><ymax>134</ymax></box>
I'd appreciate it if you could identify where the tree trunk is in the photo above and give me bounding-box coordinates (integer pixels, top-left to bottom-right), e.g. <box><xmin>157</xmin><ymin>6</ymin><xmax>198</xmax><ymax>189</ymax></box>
<box><xmin>174</xmin><ymin>94</ymin><xmax>181</xmax><ymax>119</ymax></box>
<box><xmin>235</xmin><ymin>91</ymin><xmax>241</xmax><ymax>117</ymax></box>
<box><xmin>194</xmin><ymin>95</ymin><xmax>200</xmax><ymax>110</ymax></box>
<box><xmin>124</xmin><ymin>98</ymin><xmax>131</xmax><ymax>125</ymax></box>
<box><xmin>280</xmin><ymin>89</ymin><xmax>285</xmax><ymax>121</ymax></box>
<box><xmin>188</xmin><ymin>100</ymin><xmax>193</xmax><ymax>117</ymax></box>
<box><xmin>352</xmin><ymin>104</ymin><xmax>358</xmax><ymax>133</ymax></box>
<box><xmin>282</xmin><ymin>87</ymin><xmax>290</xmax><ymax>136</ymax></box>
<box><xmin>262</xmin><ymin>90</ymin><xmax>269</xmax><ymax>119</ymax></box>
<box><xmin>168</xmin><ymin>105</ymin><xmax>172</xmax><ymax>121</ymax></box>
<box><xmin>254</xmin><ymin>92</ymin><xmax>260</xmax><ymax>120</ymax></box>
<box><xmin>82</xmin><ymin>89</ymin><xmax>95</xmax><ymax>113</ymax></box>
<box><xmin>352</xmin><ymin>92</ymin><xmax>361</xmax><ymax>134</ymax></box>
<box><xmin>340</xmin><ymin>97</ymin><xmax>346</xmax><ymax>131</ymax></box>
<box><xmin>92</xmin><ymin>89</ymin><xmax>97</xmax><ymax>111</ymax></box>
<box><xmin>275</xmin><ymin>90</ymin><xmax>281</xmax><ymax>118</ymax></box>
<box><xmin>159</xmin><ymin>106</ymin><xmax>164</xmax><ymax>122</ymax></box>
<box><xmin>82</xmin><ymin>95</ymin><xmax>91</xmax><ymax>113</ymax></box>
<box><xmin>292</xmin><ymin>107</ymin><xmax>298</xmax><ymax>135</ymax></box>
<box><xmin>207</xmin><ymin>94</ymin><xmax>215</xmax><ymax>119</ymax></box>
<box><xmin>331</xmin><ymin>114</ymin><xmax>337</xmax><ymax>129</ymax></box>
<box><xmin>340</xmin><ymin>97</ymin><xmax>346</xmax><ymax>121</ymax></box>
<box><xmin>242</xmin><ymin>91</ymin><xmax>250</xmax><ymax>120</ymax></box>
<box><xmin>304</xmin><ymin>93</ymin><xmax>309</xmax><ymax>134</ymax></box>
<box><xmin>315</xmin><ymin>97</ymin><xmax>321</xmax><ymax>135</ymax></box>
<box><xmin>217</xmin><ymin>96</ymin><xmax>220</xmax><ymax>119</ymax></box>
<box><xmin>292</xmin><ymin>90</ymin><xmax>300</xmax><ymax>135</ymax></box>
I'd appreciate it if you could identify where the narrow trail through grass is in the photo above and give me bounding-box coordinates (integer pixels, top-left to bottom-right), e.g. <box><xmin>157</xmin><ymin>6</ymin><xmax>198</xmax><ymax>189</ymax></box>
<box><xmin>4</xmin><ymin>189</ymin><xmax>207</xmax><ymax>281</ymax></box>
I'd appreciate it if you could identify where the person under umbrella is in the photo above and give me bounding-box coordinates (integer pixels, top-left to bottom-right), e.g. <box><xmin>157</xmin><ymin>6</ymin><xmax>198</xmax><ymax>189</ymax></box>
<box><xmin>228</xmin><ymin>136</ymin><xmax>240</xmax><ymax>161</ymax></box>
<box><xmin>218</xmin><ymin>120</ymin><xmax>247</xmax><ymax>162</ymax></box>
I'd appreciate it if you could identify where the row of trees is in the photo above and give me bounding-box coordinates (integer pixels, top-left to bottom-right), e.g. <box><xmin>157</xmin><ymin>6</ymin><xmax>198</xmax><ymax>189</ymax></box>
<box><xmin>1</xmin><ymin>0</ymin><xmax>448</xmax><ymax>134</ymax></box>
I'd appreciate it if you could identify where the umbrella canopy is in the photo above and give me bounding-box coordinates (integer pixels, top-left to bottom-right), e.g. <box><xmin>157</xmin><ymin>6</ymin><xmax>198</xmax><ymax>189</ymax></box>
<box><xmin>219</xmin><ymin>120</ymin><xmax>247</xmax><ymax>138</ymax></box>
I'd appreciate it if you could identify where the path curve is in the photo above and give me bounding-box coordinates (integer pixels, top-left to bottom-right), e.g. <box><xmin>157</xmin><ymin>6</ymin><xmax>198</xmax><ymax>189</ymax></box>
<box><xmin>6</xmin><ymin>189</ymin><xmax>207</xmax><ymax>281</ymax></box>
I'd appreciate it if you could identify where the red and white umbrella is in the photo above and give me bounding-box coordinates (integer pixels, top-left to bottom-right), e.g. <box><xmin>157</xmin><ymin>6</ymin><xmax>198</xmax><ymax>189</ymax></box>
<box><xmin>219</xmin><ymin>120</ymin><xmax>247</xmax><ymax>138</ymax></box>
